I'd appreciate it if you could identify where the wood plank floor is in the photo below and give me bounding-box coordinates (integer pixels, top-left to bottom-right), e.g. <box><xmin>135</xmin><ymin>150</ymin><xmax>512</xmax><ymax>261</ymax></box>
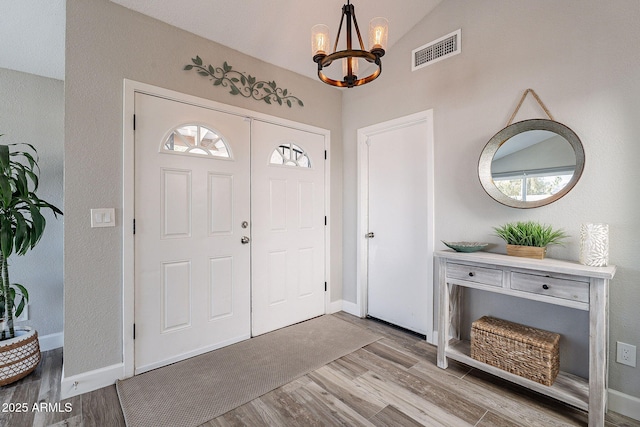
<box><xmin>1</xmin><ymin>312</ymin><xmax>638</xmax><ymax>426</ymax></box>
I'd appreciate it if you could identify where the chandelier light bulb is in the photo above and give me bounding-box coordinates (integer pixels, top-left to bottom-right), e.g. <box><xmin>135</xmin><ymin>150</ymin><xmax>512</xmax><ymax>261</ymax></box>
<box><xmin>311</xmin><ymin>24</ymin><xmax>330</xmax><ymax>58</ymax></box>
<box><xmin>342</xmin><ymin>57</ymin><xmax>359</xmax><ymax>79</ymax></box>
<box><xmin>369</xmin><ymin>17</ymin><xmax>388</xmax><ymax>51</ymax></box>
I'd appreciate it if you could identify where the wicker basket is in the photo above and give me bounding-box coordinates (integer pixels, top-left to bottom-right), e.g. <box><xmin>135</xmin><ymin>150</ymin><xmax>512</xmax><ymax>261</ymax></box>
<box><xmin>471</xmin><ymin>316</ymin><xmax>560</xmax><ymax>386</ymax></box>
<box><xmin>0</xmin><ymin>326</ymin><xmax>41</xmax><ymax>386</ymax></box>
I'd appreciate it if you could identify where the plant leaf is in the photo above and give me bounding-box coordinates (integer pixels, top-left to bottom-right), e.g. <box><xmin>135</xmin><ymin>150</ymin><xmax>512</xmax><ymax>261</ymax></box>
<box><xmin>1</xmin><ymin>218</ymin><xmax>14</xmax><ymax>258</ymax></box>
<box><xmin>0</xmin><ymin>145</ymin><xmax>9</xmax><ymax>170</ymax></box>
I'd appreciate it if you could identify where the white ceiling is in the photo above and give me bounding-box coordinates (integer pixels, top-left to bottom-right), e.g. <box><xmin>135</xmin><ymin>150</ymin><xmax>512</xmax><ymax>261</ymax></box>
<box><xmin>0</xmin><ymin>0</ymin><xmax>441</xmax><ymax>82</ymax></box>
<box><xmin>0</xmin><ymin>0</ymin><xmax>66</xmax><ymax>80</ymax></box>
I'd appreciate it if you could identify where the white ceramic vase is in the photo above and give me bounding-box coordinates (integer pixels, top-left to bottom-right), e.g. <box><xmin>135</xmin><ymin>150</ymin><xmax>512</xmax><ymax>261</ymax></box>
<box><xmin>579</xmin><ymin>223</ymin><xmax>609</xmax><ymax>267</ymax></box>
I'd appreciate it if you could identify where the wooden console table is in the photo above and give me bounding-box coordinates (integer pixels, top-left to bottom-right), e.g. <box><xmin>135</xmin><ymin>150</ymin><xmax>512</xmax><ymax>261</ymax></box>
<box><xmin>435</xmin><ymin>250</ymin><xmax>616</xmax><ymax>426</ymax></box>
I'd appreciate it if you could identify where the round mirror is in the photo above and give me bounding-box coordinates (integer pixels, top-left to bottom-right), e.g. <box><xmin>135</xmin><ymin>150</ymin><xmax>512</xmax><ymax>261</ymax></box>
<box><xmin>478</xmin><ymin>119</ymin><xmax>585</xmax><ymax>208</ymax></box>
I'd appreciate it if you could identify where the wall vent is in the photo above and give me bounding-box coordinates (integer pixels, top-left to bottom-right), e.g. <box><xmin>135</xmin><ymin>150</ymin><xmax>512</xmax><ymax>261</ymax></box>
<box><xmin>412</xmin><ymin>29</ymin><xmax>461</xmax><ymax>71</ymax></box>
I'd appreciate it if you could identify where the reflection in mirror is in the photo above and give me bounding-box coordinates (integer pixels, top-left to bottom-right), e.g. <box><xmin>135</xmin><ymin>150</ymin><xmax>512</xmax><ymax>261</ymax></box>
<box><xmin>478</xmin><ymin>119</ymin><xmax>585</xmax><ymax>209</ymax></box>
<box><xmin>491</xmin><ymin>130</ymin><xmax>576</xmax><ymax>202</ymax></box>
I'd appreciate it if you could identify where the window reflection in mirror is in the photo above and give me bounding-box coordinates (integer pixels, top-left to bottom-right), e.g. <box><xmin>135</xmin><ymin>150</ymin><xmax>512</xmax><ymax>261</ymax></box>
<box><xmin>491</xmin><ymin>130</ymin><xmax>576</xmax><ymax>202</ymax></box>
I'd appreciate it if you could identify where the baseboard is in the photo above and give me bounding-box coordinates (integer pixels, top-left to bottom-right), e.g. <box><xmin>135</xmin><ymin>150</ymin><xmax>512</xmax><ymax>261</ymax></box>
<box><xmin>429</xmin><ymin>330</ymin><xmax>438</xmax><ymax>346</ymax></box>
<box><xmin>608</xmin><ymin>389</ymin><xmax>640</xmax><ymax>421</ymax></box>
<box><xmin>341</xmin><ymin>300</ymin><xmax>361</xmax><ymax>317</ymax></box>
<box><xmin>60</xmin><ymin>363</ymin><xmax>124</xmax><ymax>399</ymax></box>
<box><xmin>327</xmin><ymin>300</ymin><xmax>343</xmax><ymax>314</ymax></box>
<box><xmin>39</xmin><ymin>332</ymin><xmax>63</xmax><ymax>351</ymax></box>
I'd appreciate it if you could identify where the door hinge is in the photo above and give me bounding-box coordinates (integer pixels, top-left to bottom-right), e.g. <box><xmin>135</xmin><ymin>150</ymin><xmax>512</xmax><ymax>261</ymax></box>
<box><xmin>133</xmin><ymin>114</ymin><xmax>136</xmax><ymax>131</ymax></box>
<box><xmin>324</xmin><ymin>150</ymin><xmax>327</xmax><ymax>160</ymax></box>
<box><xmin>324</xmin><ymin>216</ymin><xmax>327</xmax><ymax>226</ymax></box>
<box><xmin>325</xmin><ymin>282</ymin><xmax>327</xmax><ymax>292</ymax></box>
<box><xmin>133</xmin><ymin>324</ymin><xmax>136</xmax><ymax>340</ymax></box>
<box><xmin>133</xmin><ymin>219</ymin><xmax>136</xmax><ymax>234</ymax></box>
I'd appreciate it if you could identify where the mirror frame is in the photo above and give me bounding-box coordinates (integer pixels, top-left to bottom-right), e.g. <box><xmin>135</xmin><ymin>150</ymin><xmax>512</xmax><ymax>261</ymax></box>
<box><xmin>478</xmin><ymin>119</ymin><xmax>585</xmax><ymax>209</ymax></box>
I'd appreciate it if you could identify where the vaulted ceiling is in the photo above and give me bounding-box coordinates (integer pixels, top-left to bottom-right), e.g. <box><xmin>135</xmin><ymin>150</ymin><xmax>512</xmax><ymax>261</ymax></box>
<box><xmin>0</xmin><ymin>0</ymin><xmax>442</xmax><ymax>82</ymax></box>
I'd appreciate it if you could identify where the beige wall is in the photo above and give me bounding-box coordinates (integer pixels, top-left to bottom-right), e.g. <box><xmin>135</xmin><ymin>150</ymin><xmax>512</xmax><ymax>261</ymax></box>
<box><xmin>64</xmin><ymin>0</ymin><xmax>342</xmax><ymax>376</ymax></box>
<box><xmin>341</xmin><ymin>0</ymin><xmax>640</xmax><ymax>398</ymax></box>
<box><xmin>0</xmin><ymin>68</ymin><xmax>64</xmax><ymax>337</ymax></box>
<box><xmin>65</xmin><ymin>0</ymin><xmax>640</xmax><ymax>400</ymax></box>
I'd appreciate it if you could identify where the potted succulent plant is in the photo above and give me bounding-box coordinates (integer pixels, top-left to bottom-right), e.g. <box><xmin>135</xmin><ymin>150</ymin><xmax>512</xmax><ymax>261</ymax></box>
<box><xmin>493</xmin><ymin>221</ymin><xmax>568</xmax><ymax>260</ymax></box>
<box><xmin>0</xmin><ymin>138</ymin><xmax>62</xmax><ymax>385</ymax></box>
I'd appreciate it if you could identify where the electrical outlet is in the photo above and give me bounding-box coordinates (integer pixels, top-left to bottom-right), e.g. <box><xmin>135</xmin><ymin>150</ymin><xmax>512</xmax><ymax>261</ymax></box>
<box><xmin>616</xmin><ymin>341</ymin><xmax>637</xmax><ymax>367</ymax></box>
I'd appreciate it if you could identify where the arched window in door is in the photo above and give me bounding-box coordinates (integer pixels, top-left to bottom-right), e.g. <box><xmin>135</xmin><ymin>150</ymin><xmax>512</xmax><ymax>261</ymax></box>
<box><xmin>162</xmin><ymin>124</ymin><xmax>231</xmax><ymax>159</ymax></box>
<box><xmin>269</xmin><ymin>142</ymin><xmax>311</xmax><ymax>168</ymax></box>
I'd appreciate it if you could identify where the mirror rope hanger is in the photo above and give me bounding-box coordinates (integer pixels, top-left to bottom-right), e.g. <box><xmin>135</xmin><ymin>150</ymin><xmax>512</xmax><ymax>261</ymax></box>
<box><xmin>507</xmin><ymin>88</ymin><xmax>555</xmax><ymax>125</ymax></box>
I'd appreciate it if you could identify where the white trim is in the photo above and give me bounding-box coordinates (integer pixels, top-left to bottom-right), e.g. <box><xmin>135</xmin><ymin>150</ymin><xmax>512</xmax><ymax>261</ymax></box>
<box><xmin>123</xmin><ymin>79</ymin><xmax>331</xmax><ymax>379</ymax></box>
<box><xmin>356</xmin><ymin>110</ymin><xmax>436</xmax><ymax>344</ymax></box>
<box><xmin>341</xmin><ymin>300</ymin><xmax>360</xmax><ymax>317</ymax></box>
<box><xmin>122</xmin><ymin>79</ymin><xmax>136</xmax><ymax>378</ymax></box>
<box><xmin>608</xmin><ymin>389</ymin><xmax>640</xmax><ymax>421</ymax></box>
<box><xmin>327</xmin><ymin>300</ymin><xmax>343</xmax><ymax>314</ymax></box>
<box><xmin>60</xmin><ymin>363</ymin><xmax>124</xmax><ymax>400</ymax></box>
<box><xmin>39</xmin><ymin>332</ymin><xmax>63</xmax><ymax>351</ymax></box>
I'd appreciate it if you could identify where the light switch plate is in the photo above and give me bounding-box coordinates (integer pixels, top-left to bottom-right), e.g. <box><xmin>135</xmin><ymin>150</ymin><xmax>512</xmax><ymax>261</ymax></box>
<box><xmin>91</xmin><ymin>208</ymin><xmax>116</xmax><ymax>228</ymax></box>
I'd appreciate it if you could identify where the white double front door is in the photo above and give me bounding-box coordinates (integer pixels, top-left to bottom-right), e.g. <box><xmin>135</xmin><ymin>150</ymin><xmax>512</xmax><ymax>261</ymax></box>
<box><xmin>133</xmin><ymin>93</ymin><xmax>325</xmax><ymax>373</ymax></box>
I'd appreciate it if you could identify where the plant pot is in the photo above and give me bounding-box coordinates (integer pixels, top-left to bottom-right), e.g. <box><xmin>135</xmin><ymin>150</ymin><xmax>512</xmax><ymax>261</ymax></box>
<box><xmin>0</xmin><ymin>326</ymin><xmax>41</xmax><ymax>386</ymax></box>
<box><xmin>506</xmin><ymin>244</ymin><xmax>546</xmax><ymax>260</ymax></box>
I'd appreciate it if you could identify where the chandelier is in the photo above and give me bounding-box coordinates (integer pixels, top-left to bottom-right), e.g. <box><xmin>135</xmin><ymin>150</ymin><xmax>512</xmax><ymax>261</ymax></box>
<box><xmin>311</xmin><ymin>1</ymin><xmax>388</xmax><ymax>88</ymax></box>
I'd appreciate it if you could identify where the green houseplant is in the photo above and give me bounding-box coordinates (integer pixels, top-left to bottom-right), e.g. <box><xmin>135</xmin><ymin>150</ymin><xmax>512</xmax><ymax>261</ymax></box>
<box><xmin>0</xmin><ymin>138</ymin><xmax>62</xmax><ymax>385</ymax></box>
<box><xmin>493</xmin><ymin>221</ymin><xmax>568</xmax><ymax>259</ymax></box>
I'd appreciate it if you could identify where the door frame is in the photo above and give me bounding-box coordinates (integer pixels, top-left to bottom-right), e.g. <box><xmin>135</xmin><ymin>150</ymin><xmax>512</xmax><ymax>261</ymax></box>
<box><xmin>122</xmin><ymin>80</ymin><xmax>331</xmax><ymax>378</ymax></box>
<box><xmin>356</xmin><ymin>110</ymin><xmax>435</xmax><ymax>344</ymax></box>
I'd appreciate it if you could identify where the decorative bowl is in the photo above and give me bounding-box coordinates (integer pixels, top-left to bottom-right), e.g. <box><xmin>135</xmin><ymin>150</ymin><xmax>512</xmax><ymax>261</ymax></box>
<box><xmin>442</xmin><ymin>241</ymin><xmax>488</xmax><ymax>253</ymax></box>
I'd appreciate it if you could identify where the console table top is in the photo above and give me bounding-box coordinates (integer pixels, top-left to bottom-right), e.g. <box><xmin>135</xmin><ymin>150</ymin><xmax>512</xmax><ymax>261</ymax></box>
<box><xmin>435</xmin><ymin>250</ymin><xmax>616</xmax><ymax>280</ymax></box>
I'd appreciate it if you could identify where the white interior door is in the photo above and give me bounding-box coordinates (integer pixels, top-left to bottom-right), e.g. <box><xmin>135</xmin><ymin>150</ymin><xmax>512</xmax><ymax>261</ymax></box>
<box><xmin>364</xmin><ymin>115</ymin><xmax>433</xmax><ymax>336</ymax></box>
<box><xmin>251</xmin><ymin>120</ymin><xmax>326</xmax><ymax>336</ymax></box>
<box><xmin>134</xmin><ymin>93</ymin><xmax>251</xmax><ymax>373</ymax></box>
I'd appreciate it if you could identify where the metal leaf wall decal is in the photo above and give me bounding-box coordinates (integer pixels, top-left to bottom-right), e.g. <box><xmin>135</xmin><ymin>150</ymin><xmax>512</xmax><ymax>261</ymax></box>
<box><xmin>184</xmin><ymin>56</ymin><xmax>304</xmax><ymax>108</ymax></box>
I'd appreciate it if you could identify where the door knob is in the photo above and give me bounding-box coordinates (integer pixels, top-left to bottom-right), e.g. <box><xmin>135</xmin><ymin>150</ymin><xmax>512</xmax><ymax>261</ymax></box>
<box><xmin>241</xmin><ymin>236</ymin><xmax>250</xmax><ymax>244</ymax></box>
<box><xmin>366</xmin><ymin>232</ymin><xmax>375</xmax><ymax>239</ymax></box>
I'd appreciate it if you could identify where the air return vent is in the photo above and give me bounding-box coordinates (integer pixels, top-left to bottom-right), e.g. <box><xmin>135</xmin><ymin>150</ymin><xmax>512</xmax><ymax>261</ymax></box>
<box><xmin>412</xmin><ymin>29</ymin><xmax>461</xmax><ymax>71</ymax></box>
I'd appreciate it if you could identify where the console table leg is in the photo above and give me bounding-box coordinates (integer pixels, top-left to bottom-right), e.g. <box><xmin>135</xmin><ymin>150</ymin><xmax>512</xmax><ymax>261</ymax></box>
<box><xmin>437</xmin><ymin>258</ymin><xmax>449</xmax><ymax>369</ymax></box>
<box><xmin>589</xmin><ymin>278</ymin><xmax>607</xmax><ymax>427</ymax></box>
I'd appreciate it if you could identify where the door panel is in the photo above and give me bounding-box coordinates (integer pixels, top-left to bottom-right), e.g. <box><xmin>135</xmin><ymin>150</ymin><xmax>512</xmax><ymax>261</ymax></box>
<box><xmin>367</xmin><ymin>121</ymin><xmax>431</xmax><ymax>335</ymax></box>
<box><xmin>134</xmin><ymin>93</ymin><xmax>251</xmax><ymax>373</ymax></box>
<box><xmin>251</xmin><ymin>121</ymin><xmax>326</xmax><ymax>336</ymax></box>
